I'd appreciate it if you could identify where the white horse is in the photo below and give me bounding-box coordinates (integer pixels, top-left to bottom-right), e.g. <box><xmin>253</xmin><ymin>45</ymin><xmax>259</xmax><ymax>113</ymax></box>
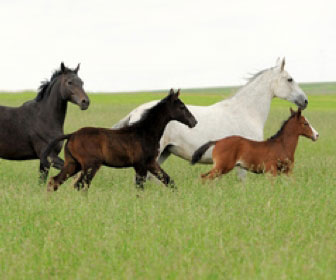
<box><xmin>113</xmin><ymin>58</ymin><xmax>308</xmax><ymax>175</ymax></box>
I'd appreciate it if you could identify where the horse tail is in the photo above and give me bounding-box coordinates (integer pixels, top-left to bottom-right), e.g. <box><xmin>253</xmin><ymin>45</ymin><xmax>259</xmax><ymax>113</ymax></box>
<box><xmin>191</xmin><ymin>141</ymin><xmax>217</xmax><ymax>165</ymax></box>
<box><xmin>41</xmin><ymin>134</ymin><xmax>73</xmax><ymax>167</ymax></box>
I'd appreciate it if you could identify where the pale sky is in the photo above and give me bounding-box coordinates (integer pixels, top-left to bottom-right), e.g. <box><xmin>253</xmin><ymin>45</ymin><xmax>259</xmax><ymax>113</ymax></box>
<box><xmin>0</xmin><ymin>0</ymin><xmax>335</xmax><ymax>92</ymax></box>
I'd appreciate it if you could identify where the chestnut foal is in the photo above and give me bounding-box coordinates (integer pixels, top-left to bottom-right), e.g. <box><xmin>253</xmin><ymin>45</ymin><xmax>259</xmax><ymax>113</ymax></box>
<box><xmin>43</xmin><ymin>89</ymin><xmax>197</xmax><ymax>191</ymax></box>
<box><xmin>191</xmin><ymin>108</ymin><xmax>318</xmax><ymax>180</ymax></box>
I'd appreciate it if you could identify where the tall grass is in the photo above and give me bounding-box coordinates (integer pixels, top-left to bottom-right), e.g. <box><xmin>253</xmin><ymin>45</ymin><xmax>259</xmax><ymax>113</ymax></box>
<box><xmin>0</xmin><ymin>87</ymin><xmax>335</xmax><ymax>279</ymax></box>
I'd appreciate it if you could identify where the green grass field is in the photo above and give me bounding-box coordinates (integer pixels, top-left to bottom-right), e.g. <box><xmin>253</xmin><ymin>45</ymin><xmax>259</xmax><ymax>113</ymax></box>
<box><xmin>0</xmin><ymin>83</ymin><xmax>335</xmax><ymax>279</ymax></box>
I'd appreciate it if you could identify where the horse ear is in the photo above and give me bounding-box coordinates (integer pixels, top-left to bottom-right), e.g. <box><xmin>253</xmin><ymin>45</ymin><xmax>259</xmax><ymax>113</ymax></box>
<box><xmin>61</xmin><ymin>62</ymin><xmax>66</xmax><ymax>73</ymax></box>
<box><xmin>297</xmin><ymin>107</ymin><xmax>301</xmax><ymax>118</ymax></box>
<box><xmin>290</xmin><ymin>107</ymin><xmax>295</xmax><ymax>116</ymax></box>
<box><xmin>280</xmin><ymin>57</ymin><xmax>286</xmax><ymax>72</ymax></box>
<box><xmin>176</xmin><ymin>88</ymin><xmax>181</xmax><ymax>97</ymax></box>
<box><xmin>275</xmin><ymin>57</ymin><xmax>281</xmax><ymax>67</ymax></box>
<box><xmin>169</xmin><ymin>88</ymin><xmax>174</xmax><ymax>96</ymax></box>
<box><xmin>74</xmin><ymin>63</ymin><xmax>80</xmax><ymax>74</ymax></box>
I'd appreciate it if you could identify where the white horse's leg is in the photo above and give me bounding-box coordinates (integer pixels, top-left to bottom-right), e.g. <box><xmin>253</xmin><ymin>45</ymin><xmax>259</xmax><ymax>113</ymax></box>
<box><xmin>236</xmin><ymin>167</ymin><xmax>247</xmax><ymax>181</ymax></box>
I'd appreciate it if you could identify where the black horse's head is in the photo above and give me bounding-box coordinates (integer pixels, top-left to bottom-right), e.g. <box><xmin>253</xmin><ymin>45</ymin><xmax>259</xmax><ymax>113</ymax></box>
<box><xmin>166</xmin><ymin>89</ymin><xmax>197</xmax><ymax>128</ymax></box>
<box><xmin>59</xmin><ymin>62</ymin><xmax>90</xmax><ymax>110</ymax></box>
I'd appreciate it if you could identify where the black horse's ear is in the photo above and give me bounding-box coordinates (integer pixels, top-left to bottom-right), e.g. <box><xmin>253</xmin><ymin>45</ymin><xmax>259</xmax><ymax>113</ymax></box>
<box><xmin>169</xmin><ymin>88</ymin><xmax>174</xmax><ymax>96</ymax></box>
<box><xmin>74</xmin><ymin>63</ymin><xmax>80</xmax><ymax>74</ymax></box>
<box><xmin>61</xmin><ymin>62</ymin><xmax>66</xmax><ymax>73</ymax></box>
<box><xmin>176</xmin><ymin>88</ymin><xmax>181</xmax><ymax>97</ymax></box>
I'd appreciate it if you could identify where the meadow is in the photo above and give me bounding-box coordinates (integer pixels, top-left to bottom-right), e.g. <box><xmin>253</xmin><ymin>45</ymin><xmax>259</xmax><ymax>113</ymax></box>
<box><xmin>0</xmin><ymin>83</ymin><xmax>335</xmax><ymax>279</ymax></box>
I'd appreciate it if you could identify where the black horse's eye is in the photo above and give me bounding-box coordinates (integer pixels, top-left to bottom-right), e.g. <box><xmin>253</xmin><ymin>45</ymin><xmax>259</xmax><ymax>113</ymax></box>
<box><xmin>67</xmin><ymin>80</ymin><xmax>73</xmax><ymax>86</ymax></box>
<box><xmin>288</xmin><ymin>78</ymin><xmax>293</xmax><ymax>82</ymax></box>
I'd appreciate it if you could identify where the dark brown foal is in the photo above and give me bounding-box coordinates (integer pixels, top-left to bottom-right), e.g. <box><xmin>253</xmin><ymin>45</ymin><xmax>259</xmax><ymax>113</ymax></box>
<box><xmin>43</xmin><ymin>89</ymin><xmax>197</xmax><ymax>192</ymax></box>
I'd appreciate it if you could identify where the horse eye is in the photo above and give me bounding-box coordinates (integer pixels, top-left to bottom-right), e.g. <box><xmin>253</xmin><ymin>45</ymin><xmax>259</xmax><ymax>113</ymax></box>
<box><xmin>67</xmin><ymin>80</ymin><xmax>73</xmax><ymax>86</ymax></box>
<box><xmin>287</xmin><ymin>78</ymin><xmax>293</xmax><ymax>82</ymax></box>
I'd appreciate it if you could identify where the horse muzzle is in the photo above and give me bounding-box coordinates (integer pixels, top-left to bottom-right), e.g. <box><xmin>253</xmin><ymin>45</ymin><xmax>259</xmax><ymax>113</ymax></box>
<box><xmin>188</xmin><ymin>118</ymin><xmax>198</xmax><ymax>128</ymax></box>
<box><xmin>79</xmin><ymin>98</ymin><xmax>90</xmax><ymax>110</ymax></box>
<box><xmin>295</xmin><ymin>97</ymin><xmax>308</xmax><ymax>110</ymax></box>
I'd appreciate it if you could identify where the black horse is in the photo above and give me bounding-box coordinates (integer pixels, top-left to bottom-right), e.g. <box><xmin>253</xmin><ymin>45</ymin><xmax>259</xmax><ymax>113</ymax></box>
<box><xmin>0</xmin><ymin>62</ymin><xmax>90</xmax><ymax>182</ymax></box>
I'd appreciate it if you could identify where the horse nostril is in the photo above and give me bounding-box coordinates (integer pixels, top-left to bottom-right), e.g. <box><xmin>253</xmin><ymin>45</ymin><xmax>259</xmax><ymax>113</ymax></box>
<box><xmin>304</xmin><ymin>99</ymin><xmax>308</xmax><ymax>105</ymax></box>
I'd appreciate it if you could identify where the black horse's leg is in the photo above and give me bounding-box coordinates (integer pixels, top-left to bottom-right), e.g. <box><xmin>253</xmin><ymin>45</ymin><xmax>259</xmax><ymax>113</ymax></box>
<box><xmin>39</xmin><ymin>162</ymin><xmax>50</xmax><ymax>184</ymax></box>
<box><xmin>49</xmin><ymin>155</ymin><xmax>64</xmax><ymax>170</ymax></box>
<box><xmin>147</xmin><ymin>161</ymin><xmax>175</xmax><ymax>189</ymax></box>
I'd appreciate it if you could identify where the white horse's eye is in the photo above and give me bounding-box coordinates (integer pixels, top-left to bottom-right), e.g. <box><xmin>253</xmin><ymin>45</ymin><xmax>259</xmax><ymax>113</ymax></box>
<box><xmin>288</xmin><ymin>78</ymin><xmax>293</xmax><ymax>82</ymax></box>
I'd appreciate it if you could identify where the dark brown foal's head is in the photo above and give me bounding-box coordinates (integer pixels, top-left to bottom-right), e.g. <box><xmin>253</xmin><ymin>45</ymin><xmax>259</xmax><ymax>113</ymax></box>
<box><xmin>166</xmin><ymin>89</ymin><xmax>197</xmax><ymax>128</ymax></box>
<box><xmin>59</xmin><ymin>62</ymin><xmax>90</xmax><ymax>110</ymax></box>
<box><xmin>289</xmin><ymin>108</ymin><xmax>319</xmax><ymax>141</ymax></box>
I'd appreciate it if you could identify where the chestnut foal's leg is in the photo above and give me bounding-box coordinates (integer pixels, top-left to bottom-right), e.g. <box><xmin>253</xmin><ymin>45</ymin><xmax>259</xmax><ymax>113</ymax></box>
<box><xmin>147</xmin><ymin>161</ymin><xmax>175</xmax><ymax>189</ymax></box>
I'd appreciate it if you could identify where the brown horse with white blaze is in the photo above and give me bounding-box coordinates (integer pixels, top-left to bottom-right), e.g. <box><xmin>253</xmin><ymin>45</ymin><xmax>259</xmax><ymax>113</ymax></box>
<box><xmin>191</xmin><ymin>108</ymin><xmax>318</xmax><ymax>180</ymax></box>
<box><xmin>43</xmin><ymin>89</ymin><xmax>197</xmax><ymax>192</ymax></box>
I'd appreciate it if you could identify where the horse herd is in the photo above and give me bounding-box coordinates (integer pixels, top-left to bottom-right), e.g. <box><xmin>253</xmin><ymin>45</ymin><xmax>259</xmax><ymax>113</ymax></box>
<box><xmin>0</xmin><ymin>58</ymin><xmax>318</xmax><ymax>192</ymax></box>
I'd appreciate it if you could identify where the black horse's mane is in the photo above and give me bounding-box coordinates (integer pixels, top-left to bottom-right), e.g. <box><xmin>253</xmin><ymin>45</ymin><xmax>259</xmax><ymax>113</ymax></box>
<box><xmin>35</xmin><ymin>65</ymin><xmax>76</xmax><ymax>102</ymax></box>
<box><xmin>267</xmin><ymin>112</ymin><xmax>296</xmax><ymax>141</ymax></box>
<box><xmin>122</xmin><ymin>95</ymin><xmax>170</xmax><ymax>130</ymax></box>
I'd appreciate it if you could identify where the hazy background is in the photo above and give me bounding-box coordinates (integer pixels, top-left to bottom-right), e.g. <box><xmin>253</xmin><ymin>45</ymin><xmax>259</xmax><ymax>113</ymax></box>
<box><xmin>0</xmin><ymin>0</ymin><xmax>335</xmax><ymax>92</ymax></box>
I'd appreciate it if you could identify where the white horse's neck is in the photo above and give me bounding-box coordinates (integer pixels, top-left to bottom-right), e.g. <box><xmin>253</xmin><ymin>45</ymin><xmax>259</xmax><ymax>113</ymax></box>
<box><xmin>229</xmin><ymin>69</ymin><xmax>275</xmax><ymax>127</ymax></box>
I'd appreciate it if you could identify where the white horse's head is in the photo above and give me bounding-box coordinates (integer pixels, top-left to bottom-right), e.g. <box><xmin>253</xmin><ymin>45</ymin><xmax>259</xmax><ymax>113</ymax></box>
<box><xmin>271</xmin><ymin>58</ymin><xmax>308</xmax><ymax>109</ymax></box>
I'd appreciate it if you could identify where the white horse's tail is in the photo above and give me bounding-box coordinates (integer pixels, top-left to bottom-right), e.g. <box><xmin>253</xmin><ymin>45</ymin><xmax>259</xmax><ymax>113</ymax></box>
<box><xmin>191</xmin><ymin>141</ymin><xmax>217</xmax><ymax>164</ymax></box>
<box><xmin>112</xmin><ymin>115</ymin><xmax>131</xmax><ymax>129</ymax></box>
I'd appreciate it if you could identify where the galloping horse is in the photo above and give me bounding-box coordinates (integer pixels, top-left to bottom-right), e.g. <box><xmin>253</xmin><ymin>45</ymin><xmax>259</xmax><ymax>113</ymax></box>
<box><xmin>113</xmin><ymin>58</ymin><xmax>308</xmax><ymax>179</ymax></box>
<box><xmin>0</xmin><ymin>63</ymin><xmax>90</xmax><ymax>182</ymax></box>
<box><xmin>191</xmin><ymin>108</ymin><xmax>319</xmax><ymax>179</ymax></box>
<box><xmin>43</xmin><ymin>89</ymin><xmax>197</xmax><ymax>192</ymax></box>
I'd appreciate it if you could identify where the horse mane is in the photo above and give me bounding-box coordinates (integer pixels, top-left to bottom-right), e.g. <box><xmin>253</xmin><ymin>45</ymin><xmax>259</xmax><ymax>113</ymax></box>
<box><xmin>246</xmin><ymin>67</ymin><xmax>274</xmax><ymax>84</ymax></box>
<box><xmin>122</xmin><ymin>95</ymin><xmax>170</xmax><ymax>130</ymax></box>
<box><xmin>267</xmin><ymin>112</ymin><xmax>296</xmax><ymax>141</ymax></box>
<box><xmin>35</xmin><ymin>65</ymin><xmax>76</xmax><ymax>102</ymax></box>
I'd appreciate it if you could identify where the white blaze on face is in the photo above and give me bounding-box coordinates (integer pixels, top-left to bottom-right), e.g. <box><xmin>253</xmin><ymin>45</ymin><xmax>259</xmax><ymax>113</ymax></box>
<box><xmin>305</xmin><ymin>117</ymin><xmax>319</xmax><ymax>141</ymax></box>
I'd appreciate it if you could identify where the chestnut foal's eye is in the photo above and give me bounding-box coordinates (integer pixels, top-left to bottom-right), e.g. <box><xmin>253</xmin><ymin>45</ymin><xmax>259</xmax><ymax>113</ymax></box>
<box><xmin>288</xmin><ymin>78</ymin><xmax>293</xmax><ymax>82</ymax></box>
<box><xmin>304</xmin><ymin>122</ymin><xmax>309</xmax><ymax>126</ymax></box>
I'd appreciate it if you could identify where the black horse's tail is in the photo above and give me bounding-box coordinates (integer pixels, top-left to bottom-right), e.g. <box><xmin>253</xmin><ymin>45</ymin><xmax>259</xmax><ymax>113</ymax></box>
<box><xmin>41</xmin><ymin>134</ymin><xmax>73</xmax><ymax>167</ymax></box>
<box><xmin>191</xmin><ymin>141</ymin><xmax>217</xmax><ymax>165</ymax></box>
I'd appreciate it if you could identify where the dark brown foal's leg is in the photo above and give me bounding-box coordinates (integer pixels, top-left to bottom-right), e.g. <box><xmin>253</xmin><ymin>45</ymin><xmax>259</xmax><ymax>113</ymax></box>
<box><xmin>47</xmin><ymin>160</ymin><xmax>80</xmax><ymax>192</ymax></box>
<box><xmin>134</xmin><ymin>164</ymin><xmax>148</xmax><ymax>190</ymax></box>
<box><xmin>147</xmin><ymin>161</ymin><xmax>175</xmax><ymax>189</ymax></box>
<box><xmin>74</xmin><ymin>164</ymin><xmax>101</xmax><ymax>191</ymax></box>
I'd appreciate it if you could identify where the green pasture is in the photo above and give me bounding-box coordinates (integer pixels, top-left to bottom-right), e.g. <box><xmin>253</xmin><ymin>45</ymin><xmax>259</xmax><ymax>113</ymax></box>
<box><xmin>0</xmin><ymin>83</ymin><xmax>335</xmax><ymax>279</ymax></box>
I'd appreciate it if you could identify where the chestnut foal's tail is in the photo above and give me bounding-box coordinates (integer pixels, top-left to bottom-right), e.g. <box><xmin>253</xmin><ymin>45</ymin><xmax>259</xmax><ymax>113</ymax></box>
<box><xmin>41</xmin><ymin>134</ymin><xmax>73</xmax><ymax>168</ymax></box>
<box><xmin>191</xmin><ymin>141</ymin><xmax>217</xmax><ymax>164</ymax></box>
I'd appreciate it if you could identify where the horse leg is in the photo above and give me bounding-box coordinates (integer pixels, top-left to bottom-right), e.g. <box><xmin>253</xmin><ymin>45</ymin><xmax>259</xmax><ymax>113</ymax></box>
<box><xmin>74</xmin><ymin>164</ymin><xmax>101</xmax><ymax>191</ymax></box>
<box><xmin>47</xmin><ymin>160</ymin><xmax>80</xmax><ymax>192</ymax></box>
<box><xmin>134</xmin><ymin>164</ymin><xmax>148</xmax><ymax>190</ymax></box>
<box><xmin>236</xmin><ymin>167</ymin><xmax>247</xmax><ymax>181</ymax></box>
<box><xmin>39</xmin><ymin>162</ymin><xmax>50</xmax><ymax>184</ymax></box>
<box><xmin>50</xmin><ymin>155</ymin><xmax>64</xmax><ymax>170</ymax></box>
<box><xmin>145</xmin><ymin>144</ymin><xmax>172</xmax><ymax>182</ymax></box>
<box><xmin>147</xmin><ymin>160</ymin><xmax>175</xmax><ymax>189</ymax></box>
<box><xmin>39</xmin><ymin>154</ymin><xmax>64</xmax><ymax>183</ymax></box>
